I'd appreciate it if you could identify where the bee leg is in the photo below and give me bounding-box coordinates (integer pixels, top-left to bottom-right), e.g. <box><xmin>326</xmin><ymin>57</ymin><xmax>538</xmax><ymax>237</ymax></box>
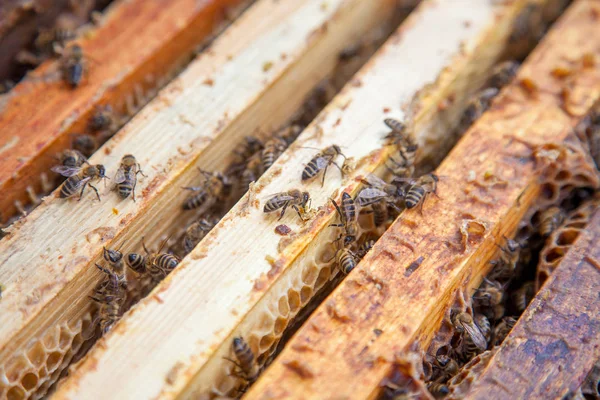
<box><xmin>278</xmin><ymin>203</ymin><xmax>289</xmax><ymax>220</ymax></box>
<box><xmin>292</xmin><ymin>205</ymin><xmax>304</xmax><ymax>221</ymax></box>
<box><xmin>321</xmin><ymin>164</ymin><xmax>329</xmax><ymax>187</ymax></box>
<box><xmin>89</xmin><ymin>183</ymin><xmax>101</xmax><ymax>202</ymax></box>
<box><xmin>137</xmin><ymin>164</ymin><xmax>148</xmax><ymax>178</ymax></box>
<box><xmin>132</xmin><ymin>178</ymin><xmax>137</xmax><ymax>202</ymax></box>
<box><xmin>78</xmin><ymin>182</ymin><xmax>90</xmax><ymax>201</ymax></box>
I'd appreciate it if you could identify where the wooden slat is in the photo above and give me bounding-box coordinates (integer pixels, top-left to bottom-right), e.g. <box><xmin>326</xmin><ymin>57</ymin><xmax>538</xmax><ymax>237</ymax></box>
<box><xmin>245</xmin><ymin>1</ymin><xmax>600</xmax><ymax>398</ymax></box>
<box><xmin>50</xmin><ymin>1</ymin><xmax>543</xmax><ymax>399</ymax></box>
<box><xmin>0</xmin><ymin>0</ymin><xmax>406</xmax><ymax>397</ymax></box>
<box><xmin>0</xmin><ymin>0</ymin><xmax>251</xmax><ymax>223</ymax></box>
<box><xmin>462</xmin><ymin>207</ymin><xmax>600</xmax><ymax>400</ymax></box>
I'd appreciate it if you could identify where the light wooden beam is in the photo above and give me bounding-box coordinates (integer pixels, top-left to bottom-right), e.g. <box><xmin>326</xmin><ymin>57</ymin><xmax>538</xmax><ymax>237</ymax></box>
<box><xmin>51</xmin><ymin>1</ymin><xmax>545</xmax><ymax>399</ymax></box>
<box><xmin>463</xmin><ymin>206</ymin><xmax>600</xmax><ymax>400</ymax></box>
<box><xmin>0</xmin><ymin>0</ymin><xmax>252</xmax><ymax>223</ymax></box>
<box><xmin>0</xmin><ymin>0</ymin><xmax>408</xmax><ymax>397</ymax></box>
<box><xmin>245</xmin><ymin>1</ymin><xmax>600</xmax><ymax>398</ymax></box>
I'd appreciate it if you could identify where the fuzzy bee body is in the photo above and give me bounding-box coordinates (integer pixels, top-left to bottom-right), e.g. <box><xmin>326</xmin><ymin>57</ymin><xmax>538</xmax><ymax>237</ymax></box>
<box><xmin>72</xmin><ymin>134</ymin><xmax>97</xmax><ymax>157</ymax></box>
<box><xmin>452</xmin><ymin>311</ymin><xmax>487</xmax><ymax>361</ymax></box>
<box><xmin>358</xmin><ymin>239</ymin><xmax>375</xmax><ymax>258</ymax></box>
<box><xmin>492</xmin><ymin>316</ymin><xmax>517</xmax><ymax>346</ymax></box>
<box><xmin>330</xmin><ymin>192</ymin><xmax>359</xmax><ymax>247</ymax></box>
<box><xmin>512</xmin><ymin>281</ymin><xmax>535</xmax><ymax>313</ymax></box>
<box><xmin>262</xmin><ymin>137</ymin><xmax>287</xmax><ymax>170</ymax></box>
<box><xmin>61</xmin><ymin>45</ymin><xmax>87</xmax><ymax>88</ymax></box>
<box><xmin>89</xmin><ymin>105</ymin><xmax>115</xmax><ymax>132</ymax></box>
<box><xmin>263</xmin><ymin>189</ymin><xmax>310</xmax><ymax>221</ymax></box>
<box><xmin>59</xmin><ymin>149</ymin><xmax>87</xmax><ymax>168</ymax></box>
<box><xmin>230</xmin><ymin>337</ymin><xmax>259</xmax><ymax>382</ymax></box>
<box><xmin>371</xmin><ymin>200</ymin><xmax>388</xmax><ymax>227</ymax></box>
<box><xmin>54</xmin><ymin>164</ymin><xmax>106</xmax><ymax>201</ymax></box>
<box><xmin>183</xmin><ymin>218</ymin><xmax>216</xmax><ymax>254</ymax></box>
<box><xmin>337</xmin><ymin>248</ymin><xmax>357</xmax><ymax>274</ymax></box>
<box><xmin>90</xmin><ymin>264</ymin><xmax>125</xmax><ymax>334</ymax></box>
<box><xmin>302</xmin><ymin>145</ymin><xmax>345</xmax><ymax>185</ymax></box>
<box><xmin>474</xmin><ymin>278</ymin><xmax>505</xmax><ymax>320</ymax></box>
<box><xmin>115</xmin><ymin>154</ymin><xmax>145</xmax><ymax>201</ymax></box>
<box><xmin>182</xmin><ymin>170</ymin><xmax>230</xmax><ymax>211</ymax></box>
<box><xmin>403</xmin><ymin>174</ymin><xmax>438</xmax><ymax>211</ymax></box>
<box><xmin>539</xmin><ymin>206</ymin><xmax>565</xmax><ymax>237</ymax></box>
<box><xmin>102</xmin><ymin>247</ymin><xmax>126</xmax><ymax>289</ymax></box>
<box><xmin>474</xmin><ymin>314</ymin><xmax>491</xmax><ymax>342</ymax></box>
<box><xmin>151</xmin><ymin>253</ymin><xmax>180</xmax><ymax>273</ymax></box>
<box><xmin>427</xmin><ymin>382</ymin><xmax>450</xmax><ymax>399</ymax></box>
<box><xmin>126</xmin><ymin>253</ymin><xmax>146</xmax><ymax>274</ymax></box>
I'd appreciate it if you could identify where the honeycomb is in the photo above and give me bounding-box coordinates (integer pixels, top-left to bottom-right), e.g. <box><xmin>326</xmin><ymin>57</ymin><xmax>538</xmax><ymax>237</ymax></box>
<box><xmin>0</xmin><ymin>310</ymin><xmax>95</xmax><ymax>400</ymax></box>
<box><xmin>536</xmin><ymin>193</ymin><xmax>600</xmax><ymax>290</ymax></box>
<box><xmin>446</xmin><ymin>349</ymin><xmax>498</xmax><ymax>399</ymax></box>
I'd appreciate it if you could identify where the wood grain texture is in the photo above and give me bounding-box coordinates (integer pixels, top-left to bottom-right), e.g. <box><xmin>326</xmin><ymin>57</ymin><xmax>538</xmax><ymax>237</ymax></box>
<box><xmin>0</xmin><ymin>0</ymin><xmax>250</xmax><ymax>223</ymax></box>
<box><xmin>50</xmin><ymin>1</ymin><xmax>542</xmax><ymax>399</ymax></box>
<box><xmin>464</xmin><ymin>207</ymin><xmax>600</xmax><ymax>400</ymax></box>
<box><xmin>0</xmin><ymin>0</ymin><xmax>404</xmax><ymax>397</ymax></box>
<box><xmin>245</xmin><ymin>1</ymin><xmax>600</xmax><ymax>399</ymax></box>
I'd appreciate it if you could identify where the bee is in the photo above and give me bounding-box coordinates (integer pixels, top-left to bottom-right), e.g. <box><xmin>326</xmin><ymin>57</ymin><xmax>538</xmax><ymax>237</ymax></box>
<box><xmin>492</xmin><ymin>316</ymin><xmax>517</xmax><ymax>346</ymax></box>
<box><xmin>226</xmin><ymin>337</ymin><xmax>259</xmax><ymax>383</ymax></box>
<box><xmin>226</xmin><ymin>136</ymin><xmax>264</xmax><ymax>178</ymax></box>
<box><xmin>357</xmin><ymin>238</ymin><xmax>376</xmax><ymax>259</ymax></box>
<box><xmin>383</xmin><ymin>118</ymin><xmax>414</xmax><ymax>148</ymax></box>
<box><xmin>474</xmin><ymin>314</ymin><xmax>491</xmax><ymax>342</ymax></box>
<box><xmin>102</xmin><ymin>246</ymin><xmax>127</xmax><ymax>289</ymax></box>
<box><xmin>370</xmin><ymin>200</ymin><xmax>388</xmax><ymax>227</ymax></box>
<box><xmin>261</xmin><ymin>137</ymin><xmax>288</xmax><ymax>171</ymax></box>
<box><xmin>72</xmin><ymin>134</ymin><xmax>98</xmax><ymax>158</ymax></box>
<box><xmin>398</xmin><ymin>173</ymin><xmax>439</xmax><ymax>212</ymax></box>
<box><xmin>473</xmin><ymin>278</ymin><xmax>505</xmax><ymax>320</ymax></box>
<box><xmin>434</xmin><ymin>355</ymin><xmax>459</xmax><ymax>382</ymax></box>
<box><xmin>57</xmin><ymin>149</ymin><xmax>87</xmax><ymax>168</ymax></box>
<box><xmin>263</xmin><ymin>189</ymin><xmax>310</xmax><ymax>221</ymax></box>
<box><xmin>427</xmin><ymin>382</ymin><xmax>450</xmax><ymax>399</ymax></box>
<box><xmin>387</xmin><ymin>144</ymin><xmax>418</xmax><ymax>178</ymax></box>
<box><xmin>89</xmin><ymin>105</ymin><xmax>115</xmax><ymax>132</ymax></box>
<box><xmin>34</xmin><ymin>27</ymin><xmax>76</xmax><ymax>56</ymax></box>
<box><xmin>512</xmin><ymin>281</ymin><xmax>535</xmax><ymax>313</ymax></box>
<box><xmin>182</xmin><ymin>169</ymin><xmax>231</xmax><ymax>211</ymax></box>
<box><xmin>301</xmin><ymin>145</ymin><xmax>346</xmax><ymax>186</ymax></box>
<box><xmin>241</xmin><ymin>152</ymin><xmax>264</xmax><ymax>190</ymax></box>
<box><xmin>182</xmin><ymin>218</ymin><xmax>217</xmax><ymax>254</ymax></box>
<box><xmin>487</xmin><ymin>60</ymin><xmax>520</xmax><ymax>90</ymax></box>
<box><xmin>357</xmin><ymin>174</ymin><xmax>403</xmax><ymax>210</ymax></box>
<box><xmin>329</xmin><ymin>192</ymin><xmax>359</xmax><ymax>247</ymax></box>
<box><xmin>90</xmin><ymin>263</ymin><xmax>125</xmax><ymax>334</ymax></box>
<box><xmin>114</xmin><ymin>154</ymin><xmax>146</xmax><ymax>201</ymax></box>
<box><xmin>52</xmin><ymin>164</ymin><xmax>107</xmax><ymax>201</ymax></box>
<box><xmin>459</xmin><ymin>87</ymin><xmax>499</xmax><ymax>132</ymax></box>
<box><xmin>538</xmin><ymin>206</ymin><xmax>565</xmax><ymax>237</ymax></box>
<box><xmin>489</xmin><ymin>238</ymin><xmax>521</xmax><ymax>281</ymax></box>
<box><xmin>61</xmin><ymin>44</ymin><xmax>87</xmax><ymax>88</ymax></box>
<box><xmin>334</xmin><ymin>247</ymin><xmax>358</xmax><ymax>274</ymax></box>
<box><xmin>126</xmin><ymin>237</ymin><xmax>180</xmax><ymax>280</ymax></box>
<box><xmin>451</xmin><ymin>311</ymin><xmax>487</xmax><ymax>360</ymax></box>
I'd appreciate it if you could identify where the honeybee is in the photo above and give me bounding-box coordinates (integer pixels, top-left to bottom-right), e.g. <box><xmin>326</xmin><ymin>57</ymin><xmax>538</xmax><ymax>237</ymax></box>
<box><xmin>538</xmin><ymin>206</ymin><xmax>565</xmax><ymax>237</ymax></box>
<box><xmin>89</xmin><ymin>105</ymin><xmax>115</xmax><ymax>132</ymax></box>
<box><xmin>241</xmin><ymin>152</ymin><xmax>264</xmax><ymax>190</ymax></box>
<box><xmin>57</xmin><ymin>149</ymin><xmax>87</xmax><ymax>168</ymax></box>
<box><xmin>302</xmin><ymin>145</ymin><xmax>346</xmax><ymax>186</ymax></box>
<box><xmin>357</xmin><ymin>174</ymin><xmax>403</xmax><ymax>209</ymax></box>
<box><xmin>53</xmin><ymin>164</ymin><xmax>107</xmax><ymax>201</ymax></box>
<box><xmin>383</xmin><ymin>118</ymin><xmax>414</xmax><ymax>148</ymax></box>
<box><xmin>114</xmin><ymin>154</ymin><xmax>146</xmax><ymax>201</ymax></box>
<box><xmin>487</xmin><ymin>60</ymin><xmax>520</xmax><ymax>90</ymax></box>
<box><xmin>102</xmin><ymin>246</ymin><xmax>127</xmax><ymax>289</ymax></box>
<box><xmin>227</xmin><ymin>337</ymin><xmax>259</xmax><ymax>383</ymax></box>
<box><xmin>126</xmin><ymin>237</ymin><xmax>180</xmax><ymax>281</ymax></box>
<box><xmin>263</xmin><ymin>189</ymin><xmax>310</xmax><ymax>221</ymax></box>
<box><xmin>459</xmin><ymin>87</ymin><xmax>499</xmax><ymax>132</ymax></box>
<box><xmin>396</xmin><ymin>173</ymin><xmax>439</xmax><ymax>212</ymax></box>
<box><xmin>334</xmin><ymin>247</ymin><xmax>358</xmax><ymax>274</ymax></box>
<box><xmin>262</xmin><ymin>137</ymin><xmax>288</xmax><ymax>170</ymax></box>
<box><xmin>512</xmin><ymin>281</ymin><xmax>535</xmax><ymax>313</ymax></box>
<box><xmin>329</xmin><ymin>192</ymin><xmax>359</xmax><ymax>247</ymax></box>
<box><xmin>492</xmin><ymin>316</ymin><xmax>517</xmax><ymax>346</ymax></box>
<box><xmin>473</xmin><ymin>278</ymin><xmax>505</xmax><ymax>320</ymax></box>
<box><xmin>357</xmin><ymin>238</ymin><xmax>376</xmax><ymax>258</ymax></box>
<box><xmin>434</xmin><ymin>355</ymin><xmax>459</xmax><ymax>382</ymax></box>
<box><xmin>489</xmin><ymin>238</ymin><xmax>521</xmax><ymax>281</ymax></box>
<box><xmin>427</xmin><ymin>382</ymin><xmax>450</xmax><ymax>399</ymax></box>
<box><xmin>34</xmin><ymin>27</ymin><xmax>76</xmax><ymax>56</ymax></box>
<box><xmin>61</xmin><ymin>44</ymin><xmax>87</xmax><ymax>88</ymax></box>
<box><xmin>90</xmin><ymin>263</ymin><xmax>125</xmax><ymax>334</ymax></box>
<box><xmin>182</xmin><ymin>169</ymin><xmax>231</xmax><ymax>211</ymax></box>
<box><xmin>387</xmin><ymin>144</ymin><xmax>418</xmax><ymax>178</ymax></box>
<box><xmin>451</xmin><ymin>311</ymin><xmax>487</xmax><ymax>360</ymax></box>
<box><xmin>474</xmin><ymin>314</ymin><xmax>491</xmax><ymax>342</ymax></box>
<box><xmin>370</xmin><ymin>200</ymin><xmax>388</xmax><ymax>227</ymax></box>
<box><xmin>226</xmin><ymin>136</ymin><xmax>264</xmax><ymax>178</ymax></box>
<box><xmin>182</xmin><ymin>218</ymin><xmax>217</xmax><ymax>254</ymax></box>
<box><xmin>72</xmin><ymin>134</ymin><xmax>98</xmax><ymax>157</ymax></box>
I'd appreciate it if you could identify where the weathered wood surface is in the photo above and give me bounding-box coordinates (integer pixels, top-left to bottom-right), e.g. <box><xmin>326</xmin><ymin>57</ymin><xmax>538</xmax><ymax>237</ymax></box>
<box><xmin>0</xmin><ymin>0</ymin><xmax>405</xmax><ymax>397</ymax></box>
<box><xmin>51</xmin><ymin>0</ymin><xmax>544</xmax><ymax>399</ymax></box>
<box><xmin>463</xmin><ymin>206</ymin><xmax>600</xmax><ymax>400</ymax></box>
<box><xmin>245</xmin><ymin>1</ymin><xmax>600</xmax><ymax>398</ymax></box>
<box><xmin>0</xmin><ymin>0</ymin><xmax>250</xmax><ymax>223</ymax></box>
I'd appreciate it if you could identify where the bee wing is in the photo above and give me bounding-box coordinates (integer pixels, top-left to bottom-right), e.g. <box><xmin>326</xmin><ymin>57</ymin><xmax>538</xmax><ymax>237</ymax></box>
<box><xmin>267</xmin><ymin>193</ymin><xmax>295</xmax><ymax>202</ymax></box>
<box><xmin>315</xmin><ymin>156</ymin><xmax>330</xmax><ymax>169</ymax></box>
<box><xmin>462</xmin><ymin>321</ymin><xmax>488</xmax><ymax>351</ymax></box>
<box><xmin>356</xmin><ymin>187</ymin><xmax>388</xmax><ymax>206</ymax></box>
<box><xmin>361</xmin><ymin>173</ymin><xmax>387</xmax><ymax>188</ymax></box>
<box><xmin>69</xmin><ymin>176</ymin><xmax>92</xmax><ymax>191</ymax></box>
<box><xmin>51</xmin><ymin>165</ymin><xmax>82</xmax><ymax>177</ymax></box>
<box><xmin>114</xmin><ymin>168</ymin><xmax>127</xmax><ymax>184</ymax></box>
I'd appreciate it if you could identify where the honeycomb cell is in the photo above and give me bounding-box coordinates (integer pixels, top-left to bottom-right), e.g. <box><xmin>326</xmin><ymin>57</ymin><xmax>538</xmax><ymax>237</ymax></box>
<box><xmin>5</xmin><ymin>356</ymin><xmax>30</xmax><ymax>383</ymax></box>
<box><xmin>71</xmin><ymin>333</ymin><xmax>84</xmax><ymax>350</ymax></box>
<box><xmin>274</xmin><ymin>317</ymin><xmax>288</xmax><ymax>336</ymax></box>
<box><xmin>46</xmin><ymin>352</ymin><xmax>63</xmax><ymax>371</ymax></box>
<box><xmin>300</xmin><ymin>286</ymin><xmax>313</xmax><ymax>305</ymax></box>
<box><xmin>59</xmin><ymin>329</ymin><xmax>72</xmax><ymax>349</ymax></box>
<box><xmin>540</xmin><ymin>182</ymin><xmax>558</xmax><ymax>201</ymax></box>
<box><xmin>287</xmin><ymin>289</ymin><xmax>300</xmax><ymax>312</ymax></box>
<box><xmin>6</xmin><ymin>386</ymin><xmax>26</xmax><ymax>400</ymax></box>
<box><xmin>537</xmin><ymin>270</ymin><xmax>549</xmax><ymax>288</ymax></box>
<box><xmin>21</xmin><ymin>373</ymin><xmax>38</xmax><ymax>392</ymax></box>
<box><xmin>259</xmin><ymin>335</ymin><xmax>275</xmax><ymax>352</ymax></box>
<box><xmin>42</xmin><ymin>326</ymin><xmax>60</xmax><ymax>350</ymax></box>
<box><xmin>26</xmin><ymin>342</ymin><xmax>46</xmax><ymax>369</ymax></box>
<box><xmin>278</xmin><ymin>296</ymin><xmax>290</xmax><ymax>317</ymax></box>
<box><xmin>302</xmin><ymin>264</ymin><xmax>319</xmax><ymax>286</ymax></box>
<box><xmin>314</xmin><ymin>265</ymin><xmax>332</xmax><ymax>291</ymax></box>
<box><xmin>544</xmin><ymin>247</ymin><xmax>565</xmax><ymax>263</ymax></box>
<box><xmin>556</xmin><ymin>229</ymin><xmax>580</xmax><ymax>245</ymax></box>
<box><xmin>554</xmin><ymin>170</ymin><xmax>571</xmax><ymax>181</ymax></box>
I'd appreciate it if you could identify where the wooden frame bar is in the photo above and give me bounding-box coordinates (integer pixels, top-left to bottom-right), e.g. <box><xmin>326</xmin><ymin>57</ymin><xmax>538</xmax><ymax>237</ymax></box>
<box><xmin>245</xmin><ymin>1</ymin><xmax>600</xmax><ymax>398</ymax></box>
<box><xmin>51</xmin><ymin>0</ymin><xmax>545</xmax><ymax>399</ymax></box>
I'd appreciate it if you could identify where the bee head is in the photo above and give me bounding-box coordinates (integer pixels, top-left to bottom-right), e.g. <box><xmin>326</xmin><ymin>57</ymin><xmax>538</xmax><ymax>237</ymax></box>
<box><xmin>96</xmin><ymin>164</ymin><xmax>106</xmax><ymax>178</ymax></box>
<box><xmin>343</xmin><ymin>235</ymin><xmax>355</xmax><ymax>247</ymax></box>
<box><xmin>103</xmin><ymin>247</ymin><xmax>123</xmax><ymax>263</ymax></box>
<box><xmin>302</xmin><ymin>192</ymin><xmax>310</xmax><ymax>206</ymax></box>
<box><xmin>232</xmin><ymin>337</ymin><xmax>243</xmax><ymax>349</ymax></box>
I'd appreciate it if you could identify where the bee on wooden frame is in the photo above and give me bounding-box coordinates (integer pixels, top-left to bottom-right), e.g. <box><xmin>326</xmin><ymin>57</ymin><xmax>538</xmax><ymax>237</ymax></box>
<box><xmin>263</xmin><ymin>189</ymin><xmax>311</xmax><ymax>221</ymax></box>
<box><xmin>329</xmin><ymin>192</ymin><xmax>359</xmax><ymax>247</ymax></box>
<box><xmin>225</xmin><ymin>337</ymin><xmax>259</xmax><ymax>384</ymax></box>
<box><xmin>52</xmin><ymin>164</ymin><xmax>107</xmax><ymax>201</ymax></box>
<box><xmin>301</xmin><ymin>145</ymin><xmax>347</xmax><ymax>186</ymax></box>
<box><xmin>394</xmin><ymin>173</ymin><xmax>439</xmax><ymax>212</ymax></box>
<box><xmin>89</xmin><ymin>263</ymin><xmax>126</xmax><ymax>334</ymax></box>
<box><xmin>114</xmin><ymin>154</ymin><xmax>147</xmax><ymax>201</ymax></box>
<box><xmin>61</xmin><ymin>44</ymin><xmax>88</xmax><ymax>88</ymax></box>
<box><xmin>182</xmin><ymin>169</ymin><xmax>231</xmax><ymax>211</ymax></box>
<box><xmin>126</xmin><ymin>237</ymin><xmax>180</xmax><ymax>281</ymax></box>
<box><xmin>451</xmin><ymin>311</ymin><xmax>487</xmax><ymax>361</ymax></box>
